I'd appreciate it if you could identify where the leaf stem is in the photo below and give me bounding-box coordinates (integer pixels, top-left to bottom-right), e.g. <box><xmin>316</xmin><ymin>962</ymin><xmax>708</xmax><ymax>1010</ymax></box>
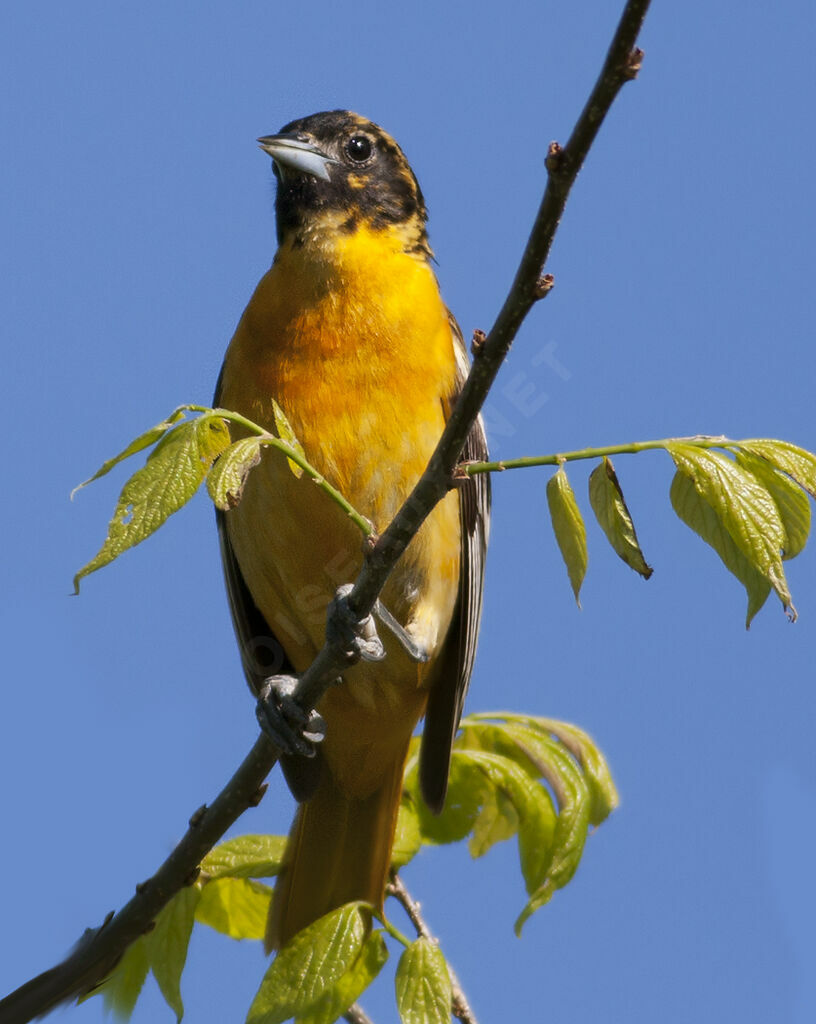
<box><xmin>209</xmin><ymin>407</ymin><xmax>375</xmax><ymax>537</ymax></box>
<box><xmin>464</xmin><ymin>434</ymin><xmax>734</xmax><ymax>476</ymax></box>
<box><xmin>375</xmin><ymin>913</ymin><xmax>412</xmax><ymax>950</ymax></box>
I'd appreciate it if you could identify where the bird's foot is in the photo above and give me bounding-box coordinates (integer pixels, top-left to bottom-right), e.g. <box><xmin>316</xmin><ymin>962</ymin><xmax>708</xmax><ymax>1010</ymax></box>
<box><xmin>327</xmin><ymin>584</ymin><xmax>386</xmax><ymax>663</ymax></box>
<box><xmin>256</xmin><ymin>675</ymin><xmax>326</xmax><ymax>757</ymax></box>
<box><xmin>374</xmin><ymin>600</ymin><xmax>430</xmax><ymax>663</ymax></box>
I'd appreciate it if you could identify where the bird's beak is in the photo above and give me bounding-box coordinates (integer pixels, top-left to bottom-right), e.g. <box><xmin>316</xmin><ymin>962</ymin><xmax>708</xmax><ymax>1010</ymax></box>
<box><xmin>257</xmin><ymin>133</ymin><xmax>338</xmax><ymax>182</ymax></box>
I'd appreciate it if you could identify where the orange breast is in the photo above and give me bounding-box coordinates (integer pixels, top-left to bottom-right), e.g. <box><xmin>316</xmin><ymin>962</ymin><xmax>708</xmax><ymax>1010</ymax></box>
<box><xmin>218</xmin><ymin>223</ymin><xmax>461</xmax><ymax>794</ymax></box>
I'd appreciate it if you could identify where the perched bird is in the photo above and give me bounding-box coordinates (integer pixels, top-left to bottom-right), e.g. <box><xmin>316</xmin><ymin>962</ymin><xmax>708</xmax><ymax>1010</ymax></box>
<box><xmin>215</xmin><ymin>110</ymin><xmax>490</xmax><ymax>950</ymax></box>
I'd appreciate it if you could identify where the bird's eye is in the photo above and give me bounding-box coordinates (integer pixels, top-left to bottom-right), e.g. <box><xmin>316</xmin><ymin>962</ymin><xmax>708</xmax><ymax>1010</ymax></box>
<box><xmin>345</xmin><ymin>134</ymin><xmax>373</xmax><ymax>163</ymax></box>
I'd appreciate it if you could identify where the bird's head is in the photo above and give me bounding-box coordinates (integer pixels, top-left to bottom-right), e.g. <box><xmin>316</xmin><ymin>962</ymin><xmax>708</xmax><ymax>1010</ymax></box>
<box><xmin>258</xmin><ymin>110</ymin><xmax>431</xmax><ymax>258</ymax></box>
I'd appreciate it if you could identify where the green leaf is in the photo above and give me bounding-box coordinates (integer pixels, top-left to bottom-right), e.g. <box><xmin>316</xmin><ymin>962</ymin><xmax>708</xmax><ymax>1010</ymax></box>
<box><xmin>460</xmin><ymin>723</ymin><xmax>586</xmax><ymax>899</ymax></box>
<box><xmin>735</xmin><ymin>451</ymin><xmax>810</xmax><ymax>560</ymax></box>
<box><xmin>457</xmin><ymin>719</ymin><xmax>538</xmax><ymax>776</ymax></box>
<box><xmin>145</xmin><ymin>886</ymin><xmax>199</xmax><ymax>1021</ymax></box>
<box><xmin>195</xmin><ymin>877</ymin><xmax>271</xmax><ymax>940</ymax></box>
<box><xmin>588</xmin><ymin>457</ymin><xmax>653</xmax><ymax>578</ymax></box>
<box><xmin>207</xmin><ymin>437</ymin><xmax>264</xmax><ymax>510</ymax></box>
<box><xmin>547</xmin><ymin>466</ymin><xmax>588</xmax><ymax>605</ymax></box>
<box><xmin>667</xmin><ymin>443</ymin><xmax>794</xmax><ymax>620</ymax></box>
<box><xmin>247</xmin><ymin>902</ymin><xmax>369</xmax><ymax>1024</ymax></box>
<box><xmin>458</xmin><ymin>748</ymin><xmax>558</xmax><ymax>897</ymax></box>
<box><xmin>100</xmin><ymin>936</ymin><xmax>150</xmax><ymax>1020</ymax></box>
<box><xmin>468</xmin><ymin>783</ymin><xmax>519</xmax><ymax>858</ymax></box>
<box><xmin>395</xmin><ymin>938</ymin><xmax>452</xmax><ymax>1024</ymax></box>
<box><xmin>508</xmin><ymin>726</ymin><xmax>591</xmax><ymax>935</ymax></box>
<box><xmin>463</xmin><ymin>711</ymin><xmax>619</xmax><ymax>823</ymax></box>
<box><xmin>392</xmin><ymin>797</ymin><xmax>423</xmax><ymax>869</ymax></box>
<box><xmin>458</xmin><ymin>714</ymin><xmax>613</xmax><ymax>932</ymax></box>
<box><xmin>408</xmin><ymin>752</ymin><xmax>486</xmax><ymax>845</ymax></box>
<box><xmin>74</xmin><ymin>415</ymin><xmax>231</xmax><ymax>592</ymax></box>
<box><xmin>536</xmin><ymin>718</ymin><xmax>619</xmax><ymax>825</ymax></box>
<box><xmin>670</xmin><ymin>469</ymin><xmax>771</xmax><ymax>626</ymax></box>
<box><xmin>201</xmin><ymin>834</ymin><xmax>287</xmax><ymax>879</ymax></box>
<box><xmin>71</xmin><ymin>407</ymin><xmax>189</xmax><ymax>498</ymax></box>
<box><xmin>738</xmin><ymin>439</ymin><xmax>816</xmax><ymax>498</ymax></box>
<box><xmin>272</xmin><ymin>399</ymin><xmax>306</xmax><ymax>479</ymax></box>
<box><xmin>295</xmin><ymin>930</ymin><xmax>388</xmax><ymax>1024</ymax></box>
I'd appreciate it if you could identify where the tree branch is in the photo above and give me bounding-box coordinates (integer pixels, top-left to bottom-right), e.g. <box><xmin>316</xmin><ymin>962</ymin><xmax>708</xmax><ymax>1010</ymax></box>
<box><xmin>387</xmin><ymin>873</ymin><xmax>477</xmax><ymax>1024</ymax></box>
<box><xmin>0</xmin><ymin>1</ymin><xmax>651</xmax><ymax>1019</ymax></box>
<box><xmin>343</xmin><ymin>1004</ymin><xmax>376</xmax><ymax>1024</ymax></box>
<box><xmin>0</xmin><ymin>735</ymin><xmax>279</xmax><ymax>1024</ymax></box>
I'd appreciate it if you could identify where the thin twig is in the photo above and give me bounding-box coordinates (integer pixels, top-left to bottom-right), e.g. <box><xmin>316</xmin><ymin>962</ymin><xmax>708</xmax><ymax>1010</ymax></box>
<box><xmin>343</xmin><ymin>1003</ymin><xmax>376</xmax><ymax>1024</ymax></box>
<box><xmin>0</xmin><ymin>1</ymin><xmax>652</xmax><ymax>1019</ymax></box>
<box><xmin>387</xmin><ymin>873</ymin><xmax>478</xmax><ymax>1024</ymax></box>
<box><xmin>464</xmin><ymin>434</ymin><xmax>734</xmax><ymax>475</ymax></box>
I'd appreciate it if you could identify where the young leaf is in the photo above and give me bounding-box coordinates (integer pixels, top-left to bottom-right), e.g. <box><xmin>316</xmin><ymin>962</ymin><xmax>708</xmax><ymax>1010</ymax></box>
<box><xmin>735</xmin><ymin>451</ymin><xmax>810</xmax><ymax>560</ymax></box>
<box><xmin>510</xmin><ymin>729</ymin><xmax>591</xmax><ymax>935</ymax></box>
<box><xmin>459</xmin><ymin>748</ymin><xmax>558</xmax><ymax>897</ymax></box>
<box><xmin>195</xmin><ymin>877</ymin><xmax>271</xmax><ymax>940</ymax></box>
<box><xmin>395</xmin><ymin>938</ymin><xmax>452</xmax><ymax>1024</ymax></box>
<box><xmin>457</xmin><ymin>720</ymin><xmax>541</xmax><ymax>779</ymax></box>
<box><xmin>145</xmin><ymin>886</ymin><xmax>199</xmax><ymax>1021</ymax></box>
<box><xmin>738</xmin><ymin>439</ymin><xmax>816</xmax><ymax>498</ymax></box>
<box><xmin>272</xmin><ymin>399</ymin><xmax>306</xmax><ymax>479</ymax></box>
<box><xmin>71</xmin><ymin>407</ymin><xmax>188</xmax><ymax>498</ymax></box>
<box><xmin>667</xmin><ymin>443</ymin><xmax>794</xmax><ymax>619</ymax></box>
<box><xmin>246</xmin><ymin>902</ymin><xmax>369</xmax><ymax>1024</ymax></box>
<box><xmin>547</xmin><ymin>466</ymin><xmax>588</xmax><ymax>605</ymax></box>
<box><xmin>468</xmin><ymin>783</ymin><xmax>519</xmax><ymax>858</ymax></box>
<box><xmin>588</xmin><ymin>457</ymin><xmax>652</xmax><ymax>578</ymax></box>
<box><xmin>407</xmin><ymin>751</ymin><xmax>486</xmax><ymax>845</ymax></box>
<box><xmin>99</xmin><ymin>936</ymin><xmax>150</xmax><ymax>1020</ymax></box>
<box><xmin>670</xmin><ymin>469</ymin><xmax>771</xmax><ymax>626</ymax></box>
<box><xmin>463</xmin><ymin>722</ymin><xmax>589</xmax><ymax>904</ymax></box>
<box><xmin>514</xmin><ymin>802</ymin><xmax>592</xmax><ymax>935</ymax></box>
<box><xmin>207</xmin><ymin>437</ymin><xmax>263</xmax><ymax>510</ymax></box>
<box><xmin>536</xmin><ymin>718</ymin><xmax>620</xmax><ymax>825</ymax></box>
<box><xmin>392</xmin><ymin>797</ymin><xmax>423</xmax><ymax>869</ymax></box>
<box><xmin>201</xmin><ymin>834</ymin><xmax>286</xmax><ymax>879</ymax></box>
<box><xmin>73</xmin><ymin>415</ymin><xmax>230</xmax><ymax>592</ymax></box>
<box><xmin>295</xmin><ymin>930</ymin><xmax>388</xmax><ymax>1024</ymax></box>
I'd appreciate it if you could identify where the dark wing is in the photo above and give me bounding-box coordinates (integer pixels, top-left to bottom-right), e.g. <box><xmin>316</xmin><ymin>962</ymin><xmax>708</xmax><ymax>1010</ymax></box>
<box><xmin>216</xmin><ymin>505</ymin><xmax>292</xmax><ymax>694</ymax></box>
<box><xmin>214</xmin><ymin>367</ymin><xmax>320</xmax><ymax>800</ymax></box>
<box><xmin>419</xmin><ymin>314</ymin><xmax>491</xmax><ymax>813</ymax></box>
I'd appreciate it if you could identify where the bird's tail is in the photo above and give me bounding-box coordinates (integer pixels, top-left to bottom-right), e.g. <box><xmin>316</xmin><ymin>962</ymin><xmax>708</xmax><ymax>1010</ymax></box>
<box><xmin>264</xmin><ymin>737</ymin><xmax>410</xmax><ymax>952</ymax></box>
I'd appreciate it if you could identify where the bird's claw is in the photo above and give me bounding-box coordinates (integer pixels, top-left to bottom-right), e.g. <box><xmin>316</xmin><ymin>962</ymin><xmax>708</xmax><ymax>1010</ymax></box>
<box><xmin>256</xmin><ymin>675</ymin><xmax>326</xmax><ymax>757</ymax></box>
<box><xmin>327</xmin><ymin>584</ymin><xmax>386</xmax><ymax>663</ymax></box>
<box><xmin>374</xmin><ymin>600</ymin><xmax>430</xmax><ymax>663</ymax></box>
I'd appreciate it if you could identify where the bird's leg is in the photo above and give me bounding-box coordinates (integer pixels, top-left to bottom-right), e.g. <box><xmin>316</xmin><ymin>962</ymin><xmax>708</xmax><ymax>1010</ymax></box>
<box><xmin>256</xmin><ymin>583</ymin><xmax>386</xmax><ymax>755</ymax></box>
<box><xmin>255</xmin><ymin>675</ymin><xmax>326</xmax><ymax>758</ymax></box>
<box><xmin>327</xmin><ymin>584</ymin><xmax>386</xmax><ymax>663</ymax></box>
<box><xmin>374</xmin><ymin>600</ymin><xmax>430</xmax><ymax>663</ymax></box>
<box><xmin>256</xmin><ymin>584</ymin><xmax>396</xmax><ymax>758</ymax></box>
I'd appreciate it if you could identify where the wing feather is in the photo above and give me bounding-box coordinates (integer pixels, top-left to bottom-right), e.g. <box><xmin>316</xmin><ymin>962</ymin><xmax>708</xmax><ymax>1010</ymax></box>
<box><xmin>419</xmin><ymin>315</ymin><xmax>491</xmax><ymax>812</ymax></box>
<box><xmin>214</xmin><ymin>371</ymin><xmax>320</xmax><ymax>799</ymax></box>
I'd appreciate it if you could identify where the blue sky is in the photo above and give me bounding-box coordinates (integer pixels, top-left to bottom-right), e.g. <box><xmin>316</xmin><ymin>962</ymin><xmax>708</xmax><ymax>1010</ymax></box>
<box><xmin>3</xmin><ymin>1</ymin><xmax>815</xmax><ymax>1021</ymax></box>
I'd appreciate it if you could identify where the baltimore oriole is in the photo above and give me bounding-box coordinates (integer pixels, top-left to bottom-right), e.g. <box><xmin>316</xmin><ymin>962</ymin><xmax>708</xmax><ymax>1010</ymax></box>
<box><xmin>215</xmin><ymin>110</ymin><xmax>490</xmax><ymax>950</ymax></box>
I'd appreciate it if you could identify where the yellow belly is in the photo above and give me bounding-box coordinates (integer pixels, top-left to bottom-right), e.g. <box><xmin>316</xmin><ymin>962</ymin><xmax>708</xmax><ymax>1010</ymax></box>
<box><xmin>218</xmin><ymin>224</ymin><xmax>461</xmax><ymax>794</ymax></box>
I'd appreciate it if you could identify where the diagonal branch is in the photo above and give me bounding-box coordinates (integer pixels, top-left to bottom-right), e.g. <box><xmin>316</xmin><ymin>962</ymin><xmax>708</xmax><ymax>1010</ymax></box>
<box><xmin>279</xmin><ymin>0</ymin><xmax>651</xmax><ymax>713</ymax></box>
<box><xmin>0</xmin><ymin>2</ymin><xmax>651</xmax><ymax>1019</ymax></box>
<box><xmin>0</xmin><ymin>736</ymin><xmax>278</xmax><ymax>1024</ymax></box>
